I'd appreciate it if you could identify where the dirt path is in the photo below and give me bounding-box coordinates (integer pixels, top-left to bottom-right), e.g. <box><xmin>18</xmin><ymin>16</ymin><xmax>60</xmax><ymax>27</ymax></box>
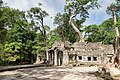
<box><xmin>0</xmin><ymin>66</ymin><xmax>99</xmax><ymax>80</ymax></box>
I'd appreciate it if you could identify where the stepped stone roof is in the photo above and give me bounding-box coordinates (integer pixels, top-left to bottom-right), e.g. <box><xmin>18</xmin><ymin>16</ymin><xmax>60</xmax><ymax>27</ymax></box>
<box><xmin>86</xmin><ymin>42</ymin><xmax>102</xmax><ymax>50</ymax></box>
<box><xmin>72</xmin><ymin>42</ymin><xmax>86</xmax><ymax>47</ymax></box>
<box><xmin>52</xmin><ymin>41</ymin><xmax>71</xmax><ymax>51</ymax></box>
<box><xmin>50</xmin><ymin>41</ymin><xmax>114</xmax><ymax>55</ymax></box>
<box><xmin>102</xmin><ymin>45</ymin><xmax>114</xmax><ymax>50</ymax></box>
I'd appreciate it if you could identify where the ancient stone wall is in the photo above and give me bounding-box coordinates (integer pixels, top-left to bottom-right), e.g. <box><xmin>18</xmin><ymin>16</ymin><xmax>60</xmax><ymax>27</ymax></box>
<box><xmin>48</xmin><ymin>41</ymin><xmax>114</xmax><ymax>66</ymax></box>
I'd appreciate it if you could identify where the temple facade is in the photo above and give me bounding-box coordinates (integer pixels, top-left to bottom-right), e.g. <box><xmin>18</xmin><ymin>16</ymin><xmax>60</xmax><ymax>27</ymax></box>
<box><xmin>46</xmin><ymin>41</ymin><xmax>114</xmax><ymax>66</ymax></box>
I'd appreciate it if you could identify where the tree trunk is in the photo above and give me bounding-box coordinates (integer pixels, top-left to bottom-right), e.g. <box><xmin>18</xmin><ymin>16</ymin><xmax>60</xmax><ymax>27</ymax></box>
<box><xmin>69</xmin><ymin>15</ymin><xmax>84</xmax><ymax>42</ymax></box>
<box><xmin>112</xmin><ymin>8</ymin><xmax>120</xmax><ymax>65</ymax></box>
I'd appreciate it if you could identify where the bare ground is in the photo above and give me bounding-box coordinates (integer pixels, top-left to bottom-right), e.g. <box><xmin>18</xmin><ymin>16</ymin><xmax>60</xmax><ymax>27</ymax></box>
<box><xmin>0</xmin><ymin>66</ymin><xmax>101</xmax><ymax>80</ymax></box>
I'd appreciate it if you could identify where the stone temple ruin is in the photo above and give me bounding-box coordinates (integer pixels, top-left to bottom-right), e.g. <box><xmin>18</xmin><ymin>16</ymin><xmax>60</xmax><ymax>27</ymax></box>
<box><xmin>46</xmin><ymin>41</ymin><xmax>114</xmax><ymax>66</ymax></box>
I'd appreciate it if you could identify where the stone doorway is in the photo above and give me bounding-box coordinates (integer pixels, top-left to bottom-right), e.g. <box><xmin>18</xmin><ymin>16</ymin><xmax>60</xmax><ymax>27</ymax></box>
<box><xmin>47</xmin><ymin>49</ymin><xmax>63</xmax><ymax>66</ymax></box>
<box><xmin>57</xmin><ymin>51</ymin><xmax>63</xmax><ymax>66</ymax></box>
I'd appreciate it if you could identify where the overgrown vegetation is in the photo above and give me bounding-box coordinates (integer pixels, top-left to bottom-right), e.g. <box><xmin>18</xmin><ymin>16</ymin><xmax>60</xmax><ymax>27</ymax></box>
<box><xmin>0</xmin><ymin>3</ymin><xmax>49</xmax><ymax>65</ymax></box>
<box><xmin>0</xmin><ymin>0</ymin><xmax>120</xmax><ymax>65</ymax></box>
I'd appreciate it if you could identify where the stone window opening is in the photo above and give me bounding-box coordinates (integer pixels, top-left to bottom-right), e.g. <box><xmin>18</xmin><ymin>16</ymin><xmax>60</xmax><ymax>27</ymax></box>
<box><xmin>87</xmin><ymin>57</ymin><xmax>91</xmax><ymax>61</ymax></box>
<box><xmin>93</xmin><ymin>57</ymin><xmax>97</xmax><ymax>61</ymax></box>
<box><xmin>69</xmin><ymin>54</ymin><xmax>74</xmax><ymax>61</ymax></box>
<box><xmin>109</xmin><ymin>57</ymin><xmax>112</xmax><ymax>63</ymax></box>
<box><xmin>78</xmin><ymin>56</ymin><xmax>82</xmax><ymax>60</ymax></box>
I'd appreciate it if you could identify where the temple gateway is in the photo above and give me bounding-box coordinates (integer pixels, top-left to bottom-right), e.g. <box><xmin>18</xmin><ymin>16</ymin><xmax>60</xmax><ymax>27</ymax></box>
<box><xmin>46</xmin><ymin>41</ymin><xmax>114</xmax><ymax>66</ymax></box>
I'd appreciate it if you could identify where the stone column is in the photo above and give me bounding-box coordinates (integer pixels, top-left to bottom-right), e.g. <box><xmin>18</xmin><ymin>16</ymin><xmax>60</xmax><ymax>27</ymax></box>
<box><xmin>58</xmin><ymin>53</ymin><xmax>61</xmax><ymax>66</ymax></box>
<box><xmin>83</xmin><ymin>55</ymin><xmax>86</xmax><ymax>62</ymax></box>
<box><xmin>52</xmin><ymin>53</ymin><xmax>54</xmax><ymax>64</ymax></box>
<box><xmin>54</xmin><ymin>50</ymin><xmax>57</xmax><ymax>66</ymax></box>
<box><xmin>62</xmin><ymin>50</ymin><xmax>68</xmax><ymax>65</ymax></box>
<box><xmin>46</xmin><ymin>51</ymin><xmax>49</xmax><ymax>61</ymax></box>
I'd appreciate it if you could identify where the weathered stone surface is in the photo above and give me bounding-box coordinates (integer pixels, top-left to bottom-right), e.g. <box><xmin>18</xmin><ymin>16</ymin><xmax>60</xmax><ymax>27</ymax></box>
<box><xmin>47</xmin><ymin>41</ymin><xmax>114</xmax><ymax>66</ymax></box>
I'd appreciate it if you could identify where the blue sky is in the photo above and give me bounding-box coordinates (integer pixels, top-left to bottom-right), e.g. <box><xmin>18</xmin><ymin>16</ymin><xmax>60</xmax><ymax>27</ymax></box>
<box><xmin>4</xmin><ymin>0</ymin><xmax>115</xmax><ymax>29</ymax></box>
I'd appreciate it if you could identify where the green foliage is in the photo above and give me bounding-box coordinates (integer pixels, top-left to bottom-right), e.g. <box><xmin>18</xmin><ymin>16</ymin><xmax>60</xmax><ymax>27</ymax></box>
<box><xmin>47</xmin><ymin>29</ymin><xmax>62</xmax><ymax>48</ymax></box>
<box><xmin>85</xmin><ymin>18</ymin><xmax>116</xmax><ymax>44</ymax></box>
<box><xmin>27</xmin><ymin>4</ymin><xmax>49</xmax><ymax>60</ymax></box>
<box><xmin>54</xmin><ymin>13</ymin><xmax>80</xmax><ymax>43</ymax></box>
<box><xmin>52</xmin><ymin>0</ymin><xmax>100</xmax><ymax>44</ymax></box>
<box><xmin>106</xmin><ymin>1</ymin><xmax>120</xmax><ymax>16</ymax></box>
<box><xmin>3</xmin><ymin>19</ymin><xmax>36</xmax><ymax>63</ymax></box>
<box><xmin>4</xmin><ymin>42</ymin><xmax>22</xmax><ymax>53</ymax></box>
<box><xmin>0</xmin><ymin>7</ymin><xmax>26</xmax><ymax>28</ymax></box>
<box><xmin>4</xmin><ymin>42</ymin><xmax>22</xmax><ymax>62</ymax></box>
<box><xmin>0</xmin><ymin>3</ymin><xmax>49</xmax><ymax>65</ymax></box>
<box><xmin>52</xmin><ymin>0</ymin><xmax>100</xmax><ymax>43</ymax></box>
<box><xmin>0</xmin><ymin>1</ymin><xmax>118</xmax><ymax>66</ymax></box>
<box><xmin>0</xmin><ymin>27</ymin><xmax>7</xmax><ymax>43</ymax></box>
<box><xmin>27</xmin><ymin>3</ymin><xmax>49</xmax><ymax>35</ymax></box>
<box><xmin>65</xmin><ymin>0</ymin><xmax>100</xmax><ymax>22</ymax></box>
<box><xmin>0</xmin><ymin>44</ymin><xmax>5</xmax><ymax>65</ymax></box>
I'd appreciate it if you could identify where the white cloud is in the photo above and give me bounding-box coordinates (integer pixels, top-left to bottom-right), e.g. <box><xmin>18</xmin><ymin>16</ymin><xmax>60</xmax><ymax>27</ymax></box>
<box><xmin>4</xmin><ymin>0</ymin><xmax>30</xmax><ymax>11</ymax></box>
<box><xmin>3</xmin><ymin>0</ymin><xmax>65</xmax><ymax>30</ymax></box>
<box><xmin>84</xmin><ymin>0</ymin><xmax>115</xmax><ymax>26</ymax></box>
<box><xmin>3</xmin><ymin>0</ymin><xmax>116</xmax><ymax>29</ymax></box>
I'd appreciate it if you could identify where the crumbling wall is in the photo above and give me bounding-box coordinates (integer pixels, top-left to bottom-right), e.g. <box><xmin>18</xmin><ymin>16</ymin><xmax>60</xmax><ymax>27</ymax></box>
<box><xmin>48</xmin><ymin>41</ymin><xmax>114</xmax><ymax>66</ymax></box>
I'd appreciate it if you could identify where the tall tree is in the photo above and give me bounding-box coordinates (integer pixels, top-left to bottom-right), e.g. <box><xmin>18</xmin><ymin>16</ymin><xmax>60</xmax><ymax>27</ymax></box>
<box><xmin>0</xmin><ymin>2</ymin><xmax>50</xmax><ymax>65</ymax></box>
<box><xmin>27</xmin><ymin>3</ymin><xmax>48</xmax><ymax>37</ymax></box>
<box><xmin>64</xmin><ymin>0</ymin><xmax>100</xmax><ymax>42</ymax></box>
<box><xmin>4</xmin><ymin>20</ymin><xmax>36</xmax><ymax>64</ymax></box>
<box><xmin>27</xmin><ymin>3</ymin><xmax>49</xmax><ymax>61</ymax></box>
<box><xmin>0</xmin><ymin>5</ymin><xmax>30</xmax><ymax>64</ymax></box>
<box><xmin>54</xmin><ymin>13</ymin><xmax>80</xmax><ymax>43</ymax></box>
<box><xmin>107</xmin><ymin>2</ymin><xmax>120</xmax><ymax>65</ymax></box>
